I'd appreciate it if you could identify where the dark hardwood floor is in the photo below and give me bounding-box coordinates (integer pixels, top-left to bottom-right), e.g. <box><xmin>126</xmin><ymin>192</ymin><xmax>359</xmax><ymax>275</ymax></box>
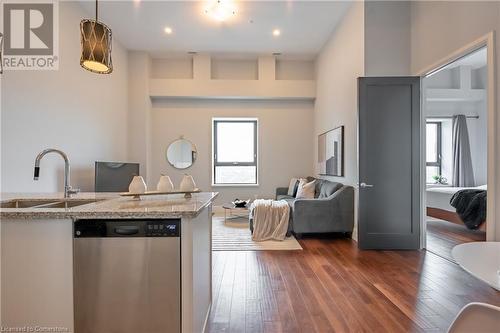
<box><xmin>207</xmin><ymin>238</ymin><xmax>500</xmax><ymax>333</ymax></box>
<box><xmin>426</xmin><ymin>219</ymin><xmax>486</xmax><ymax>262</ymax></box>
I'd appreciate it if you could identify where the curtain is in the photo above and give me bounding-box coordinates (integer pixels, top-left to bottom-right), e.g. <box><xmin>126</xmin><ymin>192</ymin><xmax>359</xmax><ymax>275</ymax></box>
<box><xmin>452</xmin><ymin>115</ymin><xmax>475</xmax><ymax>187</ymax></box>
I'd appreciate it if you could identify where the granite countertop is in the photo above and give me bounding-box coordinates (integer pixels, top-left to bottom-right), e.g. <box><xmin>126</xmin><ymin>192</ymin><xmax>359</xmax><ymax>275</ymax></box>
<box><xmin>0</xmin><ymin>192</ymin><xmax>219</xmax><ymax>220</ymax></box>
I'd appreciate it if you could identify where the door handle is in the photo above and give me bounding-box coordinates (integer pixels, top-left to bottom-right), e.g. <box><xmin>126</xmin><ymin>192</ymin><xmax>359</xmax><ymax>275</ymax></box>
<box><xmin>360</xmin><ymin>183</ymin><xmax>374</xmax><ymax>188</ymax></box>
<box><xmin>114</xmin><ymin>226</ymin><xmax>139</xmax><ymax>236</ymax></box>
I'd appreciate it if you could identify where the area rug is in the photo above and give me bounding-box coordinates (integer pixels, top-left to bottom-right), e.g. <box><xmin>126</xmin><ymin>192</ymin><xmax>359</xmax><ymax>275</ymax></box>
<box><xmin>212</xmin><ymin>216</ymin><xmax>302</xmax><ymax>251</ymax></box>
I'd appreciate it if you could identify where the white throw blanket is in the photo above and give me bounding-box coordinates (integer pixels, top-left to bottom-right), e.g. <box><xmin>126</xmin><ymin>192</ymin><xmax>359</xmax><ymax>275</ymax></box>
<box><xmin>251</xmin><ymin>199</ymin><xmax>290</xmax><ymax>241</ymax></box>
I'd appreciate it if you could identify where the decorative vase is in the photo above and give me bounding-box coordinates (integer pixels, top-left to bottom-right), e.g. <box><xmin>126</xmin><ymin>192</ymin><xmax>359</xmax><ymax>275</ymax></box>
<box><xmin>129</xmin><ymin>176</ymin><xmax>147</xmax><ymax>194</ymax></box>
<box><xmin>180</xmin><ymin>174</ymin><xmax>196</xmax><ymax>192</ymax></box>
<box><xmin>157</xmin><ymin>175</ymin><xmax>174</xmax><ymax>192</ymax></box>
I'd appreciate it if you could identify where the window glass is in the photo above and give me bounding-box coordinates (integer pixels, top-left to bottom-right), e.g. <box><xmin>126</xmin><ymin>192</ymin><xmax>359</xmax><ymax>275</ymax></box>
<box><xmin>216</xmin><ymin>122</ymin><xmax>255</xmax><ymax>163</ymax></box>
<box><xmin>213</xmin><ymin>119</ymin><xmax>258</xmax><ymax>185</ymax></box>
<box><xmin>426</xmin><ymin>122</ymin><xmax>442</xmax><ymax>184</ymax></box>
<box><xmin>215</xmin><ymin>166</ymin><xmax>257</xmax><ymax>184</ymax></box>
<box><xmin>426</xmin><ymin>123</ymin><xmax>438</xmax><ymax>163</ymax></box>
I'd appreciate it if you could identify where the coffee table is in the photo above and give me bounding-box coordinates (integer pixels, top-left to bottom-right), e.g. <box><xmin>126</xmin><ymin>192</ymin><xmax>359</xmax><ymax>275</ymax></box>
<box><xmin>222</xmin><ymin>204</ymin><xmax>250</xmax><ymax>223</ymax></box>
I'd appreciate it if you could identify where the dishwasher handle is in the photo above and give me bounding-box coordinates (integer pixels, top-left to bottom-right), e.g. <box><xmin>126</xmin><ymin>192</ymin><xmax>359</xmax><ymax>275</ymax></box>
<box><xmin>114</xmin><ymin>226</ymin><xmax>139</xmax><ymax>236</ymax></box>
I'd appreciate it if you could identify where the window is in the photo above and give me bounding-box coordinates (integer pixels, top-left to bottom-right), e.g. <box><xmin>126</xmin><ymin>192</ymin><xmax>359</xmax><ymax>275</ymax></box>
<box><xmin>213</xmin><ymin>118</ymin><xmax>258</xmax><ymax>185</ymax></box>
<box><xmin>426</xmin><ymin>122</ymin><xmax>442</xmax><ymax>183</ymax></box>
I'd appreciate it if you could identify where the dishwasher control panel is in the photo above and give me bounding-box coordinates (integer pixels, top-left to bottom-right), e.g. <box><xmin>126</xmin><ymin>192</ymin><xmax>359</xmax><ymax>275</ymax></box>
<box><xmin>146</xmin><ymin>221</ymin><xmax>179</xmax><ymax>237</ymax></box>
<box><xmin>74</xmin><ymin>219</ymin><xmax>181</xmax><ymax>238</ymax></box>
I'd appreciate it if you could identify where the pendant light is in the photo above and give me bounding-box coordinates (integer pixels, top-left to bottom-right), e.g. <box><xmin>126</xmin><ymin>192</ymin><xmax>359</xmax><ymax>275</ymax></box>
<box><xmin>80</xmin><ymin>0</ymin><xmax>113</xmax><ymax>74</ymax></box>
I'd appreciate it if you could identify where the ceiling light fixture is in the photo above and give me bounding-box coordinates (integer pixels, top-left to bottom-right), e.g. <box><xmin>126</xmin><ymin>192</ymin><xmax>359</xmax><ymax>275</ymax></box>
<box><xmin>205</xmin><ymin>0</ymin><xmax>236</xmax><ymax>22</ymax></box>
<box><xmin>80</xmin><ymin>0</ymin><xmax>113</xmax><ymax>74</ymax></box>
<box><xmin>164</xmin><ymin>27</ymin><xmax>173</xmax><ymax>35</ymax></box>
<box><xmin>273</xmin><ymin>29</ymin><xmax>281</xmax><ymax>37</ymax></box>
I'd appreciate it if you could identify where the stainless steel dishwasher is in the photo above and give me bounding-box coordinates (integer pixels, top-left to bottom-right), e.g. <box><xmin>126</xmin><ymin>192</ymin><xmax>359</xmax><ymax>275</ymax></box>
<box><xmin>74</xmin><ymin>219</ymin><xmax>181</xmax><ymax>333</ymax></box>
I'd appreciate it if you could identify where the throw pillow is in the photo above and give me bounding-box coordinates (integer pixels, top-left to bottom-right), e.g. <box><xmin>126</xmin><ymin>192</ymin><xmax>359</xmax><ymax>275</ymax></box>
<box><xmin>287</xmin><ymin>178</ymin><xmax>300</xmax><ymax>196</ymax></box>
<box><xmin>296</xmin><ymin>179</ymin><xmax>316</xmax><ymax>199</ymax></box>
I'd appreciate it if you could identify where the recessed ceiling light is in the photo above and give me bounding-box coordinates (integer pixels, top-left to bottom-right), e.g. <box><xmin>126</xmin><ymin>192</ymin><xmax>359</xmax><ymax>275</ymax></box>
<box><xmin>164</xmin><ymin>27</ymin><xmax>173</xmax><ymax>35</ymax></box>
<box><xmin>273</xmin><ymin>29</ymin><xmax>281</xmax><ymax>37</ymax></box>
<box><xmin>205</xmin><ymin>0</ymin><xmax>236</xmax><ymax>22</ymax></box>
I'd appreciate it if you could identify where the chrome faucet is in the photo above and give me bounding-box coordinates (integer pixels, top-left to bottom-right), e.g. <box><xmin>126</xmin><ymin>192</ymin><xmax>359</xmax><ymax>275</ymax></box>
<box><xmin>34</xmin><ymin>148</ymin><xmax>80</xmax><ymax>198</ymax></box>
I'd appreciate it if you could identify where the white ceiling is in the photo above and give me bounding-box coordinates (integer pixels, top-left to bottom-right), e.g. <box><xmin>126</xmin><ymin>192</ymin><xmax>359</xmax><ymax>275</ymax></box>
<box><xmin>78</xmin><ymin>1</ymin><xmax>352</xmax><ymax>57</ymax></box>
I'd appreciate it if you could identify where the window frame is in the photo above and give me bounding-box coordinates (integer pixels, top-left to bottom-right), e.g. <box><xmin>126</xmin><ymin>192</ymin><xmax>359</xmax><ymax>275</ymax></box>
<box><xmin>212</xmin><ymin>118</ymin><xmax>259</xmax><ymax>186</ymax></box>
<box><xmin>426</xmin><ymin>121</ymin><xmax>442</xmax><ymax>181</ymax></box>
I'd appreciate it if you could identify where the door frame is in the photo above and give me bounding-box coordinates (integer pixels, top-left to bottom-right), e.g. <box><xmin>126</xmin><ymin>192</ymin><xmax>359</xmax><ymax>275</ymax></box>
<box><xmin>416</xmin><ymin>32</ymin><xmax>496</xmax><ymax>246</ymax></box>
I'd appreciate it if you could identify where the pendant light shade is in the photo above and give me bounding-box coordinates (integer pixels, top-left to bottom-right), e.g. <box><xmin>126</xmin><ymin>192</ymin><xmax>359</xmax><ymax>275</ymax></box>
<box><xmin>80</xmin><ymin>0</ymin><xmax>112</xmax><ymax>74</ymax></box>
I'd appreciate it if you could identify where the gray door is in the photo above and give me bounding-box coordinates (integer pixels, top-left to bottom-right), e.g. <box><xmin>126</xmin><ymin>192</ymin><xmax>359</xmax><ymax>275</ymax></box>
<box><xmin>358</xmin><ymin>77</ymin><xmax>421</xmax><ymax>250</ymax></box>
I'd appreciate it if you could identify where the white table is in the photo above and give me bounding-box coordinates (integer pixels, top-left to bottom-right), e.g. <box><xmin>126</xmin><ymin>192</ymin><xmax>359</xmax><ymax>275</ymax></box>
<box><xmin>452</xmin><ymin>242</ymin><xmax>500</xmax><ymax>291</ymax></box>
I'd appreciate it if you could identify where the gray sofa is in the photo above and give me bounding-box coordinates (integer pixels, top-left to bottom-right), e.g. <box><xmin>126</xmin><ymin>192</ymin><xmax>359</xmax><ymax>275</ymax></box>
<box><xmin>275</xmin><ymin>178</ymin><xmax>354</xmax><ymax>237</ymax></box>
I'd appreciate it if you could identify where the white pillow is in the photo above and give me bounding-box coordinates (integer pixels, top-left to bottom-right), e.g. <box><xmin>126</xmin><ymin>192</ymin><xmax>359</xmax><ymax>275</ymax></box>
<box><xmin>296</xmin><ymin>179</ymin><xmax>316</xmax><ymax>199</ymax></box>
<box><xmin>287</xmin><ymin>178</ymin><xmax>300</xmax><ymax>196</ymax></box>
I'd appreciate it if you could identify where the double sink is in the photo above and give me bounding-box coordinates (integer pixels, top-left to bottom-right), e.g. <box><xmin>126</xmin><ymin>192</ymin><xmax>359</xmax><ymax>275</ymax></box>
<box><xmin>0</xmin><ymin>198</ymin><xmax>103</xmax><ymax>209</ymax></box>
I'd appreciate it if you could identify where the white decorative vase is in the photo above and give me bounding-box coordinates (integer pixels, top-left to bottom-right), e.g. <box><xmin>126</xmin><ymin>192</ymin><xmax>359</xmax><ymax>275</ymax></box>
<box><xmin>129</xmin><ymin>176</ymin><xmax>147</xmax><ymax>194</ymax></box>
<box><xmin>180</xmin><ymin>174</ymin><xmax>196</xmax><ymax>192</ymax></box>
<box><xmin>157</xmin><ymin>175</ymin><xmax>174</xmax><ymax>192</ymax></box>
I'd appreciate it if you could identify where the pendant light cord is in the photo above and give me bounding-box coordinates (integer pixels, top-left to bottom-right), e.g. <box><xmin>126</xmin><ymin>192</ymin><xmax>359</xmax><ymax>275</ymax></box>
<box><xmin>95</xmin><ymin>0</ymin><xmax>98</xmax><ymax>22</ymax></box>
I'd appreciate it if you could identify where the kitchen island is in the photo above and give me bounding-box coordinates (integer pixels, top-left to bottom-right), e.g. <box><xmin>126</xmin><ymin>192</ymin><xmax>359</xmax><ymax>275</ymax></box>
<box><xmin>0</xmin><ymin>192</ymin><xmax>218</xmax><ymax>333</ymax></box>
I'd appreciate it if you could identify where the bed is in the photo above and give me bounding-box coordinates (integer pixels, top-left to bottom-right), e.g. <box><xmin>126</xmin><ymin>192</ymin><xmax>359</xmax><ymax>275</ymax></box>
<box><xmin>426</xmin><ymin>185</ymin><xmax>487</xmax><ymax>231</ymax></box>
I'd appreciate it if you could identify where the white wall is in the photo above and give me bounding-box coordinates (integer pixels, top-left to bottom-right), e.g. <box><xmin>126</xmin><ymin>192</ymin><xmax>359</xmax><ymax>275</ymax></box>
<box><xmin>150</xmin><ymin>99</ymin><xmax>314</xmax><ymax>204</ymax></box>
<box><xmin>411</xmin><ymin>0</ymin><xmax>500</xmax><ymax>240</ymax></box>
<box><xmin>151</xmin><ymin>58</ymin><xmax>193</xmax><ymax>79</ymax></box>
<box><xmin>1</xmin><ymin>2</ymin><xmax>129</xmax><ymax>193</ymax></box>
<box><xmin>314</xmin><ymin>2</ymin><xmax>364</xmax><ymax>239</ymax></box>
<box><xmin>128</xmin><ymin>52</ymin><xmax>317</xmax><ymax>201</ymax></box>
<box><xmin>314</xmin><ymin>0</ymin><xmax>411</xmax><ymax>185</ymax></box>
<box><xmin>364</xmin><ymin>0</ymin><xmax>411</xmax><ymax>76</ymax></box>
<box><xmin>211</xmin><ymin>58</ymin><xmax>258</xmax><ymax>80</ymax></box>
<box><xmin>275</xmin><ymin>60</ymin><xmax>315</xmax><ymax>80</ymax></box>
<box><xmin>127</xmin><ymin>52</ymin><xmax>152</xmax><ymax>183</ymax></box>
<box><xmin>314</xmin><ymin>2</ymin><xmax>364</xmax><ymax>186</ymax></box>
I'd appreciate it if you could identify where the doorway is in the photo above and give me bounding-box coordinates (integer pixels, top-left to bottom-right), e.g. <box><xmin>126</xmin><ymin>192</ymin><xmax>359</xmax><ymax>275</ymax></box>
<box><xmin>422</xmin><ymin>46</ymin><xmax>488</xmax><ymax>261</ymax></box>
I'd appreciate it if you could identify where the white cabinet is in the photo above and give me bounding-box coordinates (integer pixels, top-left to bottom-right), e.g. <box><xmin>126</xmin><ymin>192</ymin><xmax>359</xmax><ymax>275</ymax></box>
<box><xmin>181</xmin><ymin>207</ymin><xmax>212</xmax><ymax>333</ymax></box>
<box><xmin>1</xmin><ymin>219</ymin><xmax>74</xmax><ymax>332</ymax></box>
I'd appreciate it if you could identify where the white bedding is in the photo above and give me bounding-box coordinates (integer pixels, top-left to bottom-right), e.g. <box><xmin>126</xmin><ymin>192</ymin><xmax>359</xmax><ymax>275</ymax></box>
<box><xmin>426</xmin><ymin>185</ymin><xmax>487</xmax><ymax>212</ymax></box>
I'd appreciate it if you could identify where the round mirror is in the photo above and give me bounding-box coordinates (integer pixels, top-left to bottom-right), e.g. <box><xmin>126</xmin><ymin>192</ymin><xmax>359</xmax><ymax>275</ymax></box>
<box><xmin>166</xmin><ymin>138</ymin><xmax>197</xmax><ymax>169</ymax></box>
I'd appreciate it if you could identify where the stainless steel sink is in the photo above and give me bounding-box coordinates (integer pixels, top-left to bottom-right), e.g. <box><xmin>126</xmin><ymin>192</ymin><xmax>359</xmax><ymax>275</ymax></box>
<box><xmin>0</xmin><ymin>199</ymin><xmax>103</xmax><ymax>209</ymax></box>
<box><xmin>42</xmin><ymin>199</ymin><xmax>102</xmax><ymax>209</ymax></box>
<box><xmin>0</xmin><ymin>199</ymin><xmax>60</xmax><ymax>208</ymax></box>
